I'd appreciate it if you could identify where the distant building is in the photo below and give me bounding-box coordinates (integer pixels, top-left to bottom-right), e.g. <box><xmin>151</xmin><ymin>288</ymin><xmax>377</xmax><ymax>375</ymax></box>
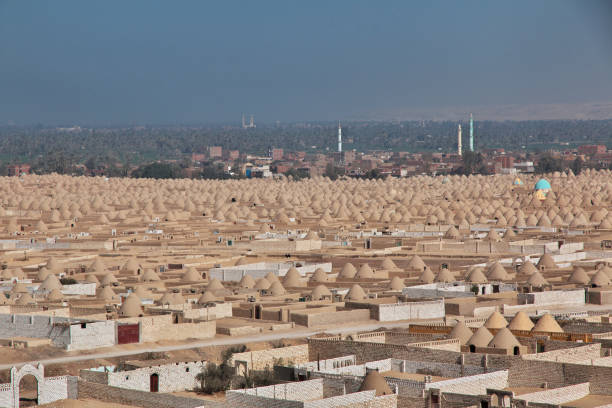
<box><xmin>227</xmin><ymin>150</ymin><xmax>240</xmax><ymax>160</ymax></box>
<box><xmin>494</xmin><ymin>156</ymin><xmax>514</xmax><ymax>170</ymax></box>
<box><xmin>191</xmin><ymin>153</ymin><xmax>205</xmax><ymax>162</ymax></box>
<box><xmin>208</xmin><ymin>146</ymin><xmax>222</xmax><ymax>158</ymax></box>
<box><xmin>342</xmin><ymin>150</ymin><xmax>356</xmax><ymax>164</ymax></box>
<box><xmin>271</xmin><ymin>148</ymin><xmax>284</xmax><ymax>161</ymax></box>
<box><xmin>514</xmin><ymin>161</ymin><xmax>535</xmax><ymax>173</ymax></box>
<box><xmin>578</xmin><ymin>145</ymin><xmax>606</xmax><ymax>155</ymax></box>
<box><xmin>7</xmin><ymin>164</ymin><xmax>30</xmax><ymax>176</ymax></box>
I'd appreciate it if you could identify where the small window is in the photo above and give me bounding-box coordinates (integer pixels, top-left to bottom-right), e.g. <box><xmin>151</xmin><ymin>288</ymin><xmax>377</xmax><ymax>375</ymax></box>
<box><xmin>126</xmin><ymin>376</ymin><xmax>129</xmax><ymax>380</ymax></box>
<box><xmin>431</xmin><ymin>394</ymin><xmax>439</xmax><ymax>403</ymax></box>
<box><xmin>81</xmin><ymin>323</ymin><xmax>87</xmax><ymax>329</ymax></box>
<box><xmin>186</xmin><ymin>367</ymin><xmax>190</xmax><ymax>372</ymax></box>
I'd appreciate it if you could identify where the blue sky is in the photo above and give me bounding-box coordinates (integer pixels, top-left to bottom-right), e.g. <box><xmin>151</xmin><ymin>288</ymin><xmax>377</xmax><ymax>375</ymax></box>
<box><xmin>0</xmin><ymin>0</ymin><xmax>611</xmax><ymax>124</ymax></box>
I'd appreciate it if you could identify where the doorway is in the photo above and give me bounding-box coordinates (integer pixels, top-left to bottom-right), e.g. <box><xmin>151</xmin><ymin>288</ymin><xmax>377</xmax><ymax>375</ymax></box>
<box><xmin>150</xmin><ymin>373</ymin><xmax>159</xmax><ymax>392</ymax></box>
<box><xmin>19</xmin><ymin>374</ymin><xmax>39</xmax><ymax>407</ymax></box>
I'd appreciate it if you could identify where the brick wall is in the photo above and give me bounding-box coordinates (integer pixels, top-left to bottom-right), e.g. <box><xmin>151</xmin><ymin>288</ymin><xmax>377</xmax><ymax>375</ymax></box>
<box><xmin>514</xmin><ymin>382</ymin><xmax>590</xmax><ymax>405</ymax></box>
<box><xmin>68</xmin><ymin>320</ymin><xmax>115</xmax><ymax>350</ymax></box>
<box><xmin>77</xmin><ymin>380</ymin><xmax>222</xmax><ymax>408</ymax></box>
<box><xmin>120</xmin><ymin>315</ymin><xmax>216</xmax><ymax>342</ymax></box>
<box><xmin>230</xmin><ymin>345</ymin><xmax>309</xmax><ymax>371</ymax></box>
<box><xmin>425</xmin><ymin>370</ymin><xmax>508</xmax><ymax>395</ymax></box>
<box><xmin>99</xmin><ymin>361</ymin><xmax>206</xmax><ymax>393</ymax></box>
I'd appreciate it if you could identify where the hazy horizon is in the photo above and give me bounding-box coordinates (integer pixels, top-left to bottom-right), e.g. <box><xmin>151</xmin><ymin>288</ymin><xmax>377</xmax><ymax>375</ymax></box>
<box><xmin>1</xmin><ymin>1</ymin><xmax>612</xmax><ymax>125</ymax></box>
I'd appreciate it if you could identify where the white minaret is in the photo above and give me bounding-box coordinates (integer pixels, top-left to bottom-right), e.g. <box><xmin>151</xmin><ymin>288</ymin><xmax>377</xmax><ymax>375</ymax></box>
<box><xmin>338</xmin><ymin>122</ymin><xmax>342</xmax><ymax>153</ymax></box>
<box><xmin>457</xmin><ymin>124</ymin><xmax>462</xmax><ymax>156</ymax></box>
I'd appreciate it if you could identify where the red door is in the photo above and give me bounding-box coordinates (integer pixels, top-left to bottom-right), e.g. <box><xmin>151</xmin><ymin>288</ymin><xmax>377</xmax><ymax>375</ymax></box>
<box><xmin>150</xmin><ymin>373</ymin><xmax>159</xmax><ymax>392</ymax></box>
<box><xmin>117</xmin><ymin>324</ymin><xmax>139</xmax><ymax>344</ymax></box>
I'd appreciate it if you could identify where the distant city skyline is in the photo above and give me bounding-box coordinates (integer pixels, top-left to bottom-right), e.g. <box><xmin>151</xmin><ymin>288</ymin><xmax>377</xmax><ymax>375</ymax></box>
<box><xmin>1</xmin><ymin>1</ymin><xmax>612</xmax><ymax>125</ymax></box>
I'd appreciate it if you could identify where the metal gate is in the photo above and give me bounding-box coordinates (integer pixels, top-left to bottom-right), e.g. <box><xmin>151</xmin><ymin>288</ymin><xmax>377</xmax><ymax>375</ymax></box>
<box><xmin>117</xmin><ymin>323</ymin><xmax>139</xmax><ymax>344</ymax></box>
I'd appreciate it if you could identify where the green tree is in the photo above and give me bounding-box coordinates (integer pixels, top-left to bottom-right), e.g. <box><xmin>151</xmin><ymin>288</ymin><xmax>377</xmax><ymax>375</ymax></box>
<box><xmin>131</xmin><ymin>162</ymin><xmax>182</xmax><ymax>179</ymax></box>
<box><xmin>458</xmin><ymin>151</ymin><xmax>487</xmax><ymax>175</ymax></box>
<box><xmin>324</xmin><ymin>163</ymin><xmax>339</xmax><ymax>180</ymax></box>
<box><xmin>535</xmin><ymin>154</ymin><xmax>563</xmax><ymax>173</ymax></box>
<box><xmin>570</xmin><ymin>157</ymin><xmax>583</xmax><ymax>175</ymax></box>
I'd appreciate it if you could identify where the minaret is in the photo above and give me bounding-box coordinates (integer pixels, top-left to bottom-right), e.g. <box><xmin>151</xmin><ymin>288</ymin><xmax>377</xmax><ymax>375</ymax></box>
<box><xmin>457</xmin><ymin>124</ymin><xmax>462</xmax><ymax>156</ymax></box>
<box><xmin>241</xmin><ymin>114</ymin><xmax>246</xmax><ymax>129</ymax></box>
<box><xmin>337</xmin><ymin>122</ymin><xmax>342</xmax><ymax>153</ymax></box>
<box><xmin>469</xmin><ymin>113</ymin><xmax>474</xmax><ymax>152</ymax></box>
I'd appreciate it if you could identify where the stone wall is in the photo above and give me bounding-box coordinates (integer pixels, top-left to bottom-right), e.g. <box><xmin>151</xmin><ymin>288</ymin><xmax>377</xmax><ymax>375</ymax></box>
<box><xmin>0</xmin><ymin>314</ymin><xmax>71</xmax><ymax>347</ymax></box>
<box><xmin>226</xmin><ymin>379</ymin><xmax>397</xmax><ymax>408</ymax></box>
<box><xmin>514</xmin><ymin>382</ymin><xmax>590</xmax><ymax>406</ymax></box>
<box><xmin>0</xmin><ymin>314</ymin><xmax>114</xmax><ymax>350</ymax></box>
<box><xmin>61</xmin><ymin>283</ymin><xmax>97</xmax><ymax>296</ymax></box>
<box><xmin>230</xmin><ymin>345</ymin><xmax>309</xmax><ymax>372</ymax></box>
<box><xmin>376</xmin><ymin>300</ymin><xmax>445</xmax><ymax>322</ymax></box>
<box><xmin>68</xmin><ymin>320</ymin><xmax>116</xmax><ymax>350</ymax></box>
<box><xmin>291</xmin><ymin>309</ymin><xmax>370</xmax><ymax>327</ymax></box>
<box><xmin>0</xmin><ymin>364</ymin><xmax>78</xmax><ymax>408</ymax></box>
<box><xmin>120</xmin><ymin>314</ymin><xmax>216</xmax><ymax>343</ymax></box>
<box><xmin>77</xmin><ymin>380</ymin><xmax>221</xmax><ymax>408</ymax></box>
<box><xmin>105</xmin><ymin>361</ymin><xmax>205</xmax><ymax>393</ymax></box>
<box><xmin>522</xmin><ymin>343</ymin><xmax>601</xmax><ymax>364</ymax></box>
<box><xmin>518</xmin><ymin>289</ymin><xmax>585</xmax><ymax>307</ymax></box>
<box><xmin>392</xmin><ymin>359</ymin><xmax>484</xmax><ymax>378</ymax></box>
<box><xmin>307</xmin><ymin>338</ymin><xmax>518</xmax><ymax>373</ymax></box>
<box><xmin>425</xmin><ymin>370</ymin><xmax>509</xmax><ymax>395</ymax></box>
<box><xmin>180</xmin><ymin>302</ymin><xmax>233</xmax><ymax>320</ymax></box>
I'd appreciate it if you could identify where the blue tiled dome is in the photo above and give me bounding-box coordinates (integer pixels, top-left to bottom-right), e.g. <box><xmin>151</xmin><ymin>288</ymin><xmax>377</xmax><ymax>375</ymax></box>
<box><xmin>534</xmin><ymin>179</ymin><xmax>551</xmax><ymax>191</ymax></box>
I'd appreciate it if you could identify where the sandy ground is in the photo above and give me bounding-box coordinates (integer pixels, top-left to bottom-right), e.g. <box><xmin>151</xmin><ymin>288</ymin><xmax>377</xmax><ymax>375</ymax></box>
<box><xmin>39</xmin><ymin>399</ymin><xmax>137</xmax><ymax>408</ymax></box>
<box><xmin>0</xmin><ymin>318</ymin><xmax>425</xmax><ymax>375</ymax></box>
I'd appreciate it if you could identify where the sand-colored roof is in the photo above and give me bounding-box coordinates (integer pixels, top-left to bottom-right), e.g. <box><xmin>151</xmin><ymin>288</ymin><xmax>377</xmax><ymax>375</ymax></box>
<box><xmin>590</xmin><ymin>269</ymin><xmax>611</xmax><ymax>287</ymax></box>
<box><xmin>283</xmin><ymin>267</ymin><xmax>305</xmax><ymax>287</ymax></box>
<box><xmin>435</xmin><ymin>268</ymin><xmax>455</xmax><ymax>283</ymax></box>
<box><xmin>467</xmin><ymin>326</ymin><xmax>494</xmax><ymax>348</ymax></box>
<box><xmin>381</xmin><ymin>258</ymin><xmax>399</xmax><ymax>271</ymax></box>
<box><xmin>407</xmin><ymin>255</ymin><xmax>426</xmax><ymax>271</ymax></box>
<box><xmin>532</xmin><ymin>314</ymin><xmax>563</xmax><ymax>333</ymax></box>
<box><xmin>46</xmin><ymin>288</ymin><xmax>64</xmax><ymax>301</ymax></box>
<box><xmin>311</xmin><ymin>284</ymin><xmax>332</xmax><ymax>300</ymax></box>
<box><xmin>269</xmin><ymin>281</ymin><xmax>286</xmax><ymax>296</ymax></box>
<box><xmin>569</xmin><ymin>267</ymin><xmax>590</xmax><ymax>285</ymax></box>
<box><xmin>254</xmin><ymin>278</ymin><xmax>271</xmax><ymax>290</ymax></box>
<box><xmin>181</xmin><ymin>267</ymin><xmax>202</xmax><ymax>283</ymax></box>
<box><xmin>198</xmin><ymin>291</ymin><xmax>217</xmax><ymax>304</ymax></box>
<box><xmin>97</xmin><ymin>286</ymin><xmax>117</xmax><ymax>302</ymax></box>
<box><xmin>519</xmin><ymin>261</ymin><xmax>538</xmax><ymax>276</ymax></box>
<box><xmin>16</xmin><ymin>293</ymin><xmax>35</xmax><ymax>305</ymax></box>
<box><xmin>488</xmin><ymin>327</ymin><xmax>520</xmax><ymax>350</ymax></box>
<box><xmin>537</xmin><ymin>253</ymin><xmax>557</xmax><ymax>270</ymax></box>
<box><xmin>359</xmin><ymin>370</ymin><xmax>393</xmax><ymax>396</ymax></box>
<box><xmin>484</xmin><ymin>311</ymin><xmax>508</xmax><ymax>330</ymax></box>
<box><xmin>388</xmin><ymin>276</ymin><xmax>405</xmax><ymax>291</ymax></box>
<box><xmin>419</xmin><ymin>268</ymin><xmax>435</xmax><ymax>284</ymax></box>
<box><xmin>487</xmin><ymin>262</ymin><xmax>509</xmax><ymax>281</ymax></box>
<box><xmin>207</xmin><ymin>278</ymin><xmax>225</xmax><ymax>291</ymax></box>
<box><xmin>239</xmin><ymin>274</ymin><xmax>256</xmax><ymax>289</ymax></box>
<box><xmin>507</xmin><ymin>311</ymin><xmax>534</xmax><ymax>331</ymax></box>
<box><xmin>345</xmin><ymin>284</ymin><xmax>367</xmax><ymax>301</ymax></box>
<box><xmin>141</xmin><ymin>269</ymin><xmax>160</xmax><ymax>282</ymax></box>
<box><xmin>265</xmin><ymin>271</ymin><xmax>280</xmax><ymax>283</ymax></box>
<box><xmin>339</xmin><ymin>263</ymin><xmax>357</xmax><ymax>279</ymax></box>
<box><xmin>355</xmin><ymin>263</ymin><xmax>374</xmax><ymax>279</ymax></box>
<box><xmin>449</xmin><ymin>321</ymin><xmax>473</xmax><ymax>345</ymax></box>
<box><xmin>39</xmin><ymin>274</ymin><xmax>62</xmax><ymax>291</ymax></box>
<box><xmin>119</xmin><ymin>294</ymin><xmax>142</xmax><ymax>317</ymax></box>
<box><xmin>527</xmin><ymin>271</ymin><xmax>548</xmax><ymax>287</ymax></box>
<box><xmin>466</xmin><ymin>268</ymin><xmax>487</xmax><ymax>284</ymax></box>
<box><xmin>310</xmin><ymin>268</ymin><xmax>330</xmax><ymax>283</ymax></box>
